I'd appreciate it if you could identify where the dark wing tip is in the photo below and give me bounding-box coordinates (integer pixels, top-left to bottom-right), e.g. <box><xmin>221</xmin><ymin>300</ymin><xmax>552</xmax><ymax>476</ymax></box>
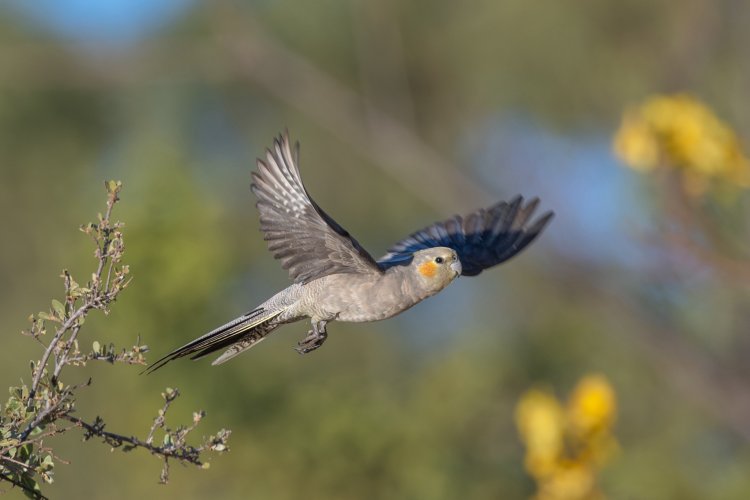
<box><xmin>491</xmin><ymin>206</ymin><xmax>554</xmax><ymax>263</ymax></box>
<box><xmin>379</xmin><ymin>196</ymin><xmax>554</xmax><ymax>276</ymax></box>
<box><xmin>280</xmin><ymin>129</ymin><xmax>300</xmax><ymax>160</ymax></box>
<box><xmin>526</xmin><ymin>209</ymin><xmax>555</xmax><ymax>243</ymax></box>
<box><xmin>529</xmin><ymin>210</ymin><xmax>555</xmax><ymax>234</ymax></box>
<box><xmin>273</xmin><ymin>131</ymin><xmax>296</xmax><ymax>158</ymax></box>
<box><xmin>539</xmin><ymin>209</ymin><xmax>555</xmax><ymax>224</ymax></box>
<box><xmin>523</xmin><ymin>196</ymin><xmax>540</xmax><ymax>213</ymax></box>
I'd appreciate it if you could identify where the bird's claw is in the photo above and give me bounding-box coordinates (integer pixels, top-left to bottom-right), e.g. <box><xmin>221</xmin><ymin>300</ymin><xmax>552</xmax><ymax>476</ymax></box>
<box><xmin>295</xmin><ymin>329</ymin><xmax>327</xmax><ymax>354</ymax></box>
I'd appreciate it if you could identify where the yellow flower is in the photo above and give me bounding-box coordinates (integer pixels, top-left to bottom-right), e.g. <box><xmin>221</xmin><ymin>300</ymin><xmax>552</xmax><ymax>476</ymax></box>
<box><xmin>515</xmin><ymin>389</ymin><xmax>565</xmax><ymax>477</ymax></box>
<box><xmin>613</xmin><ymin>110</ymin><xmax>660</xmax><ymax>171</ymax></box>
<box><xmin>536</xmin><ymin>462</ymin><xmax>599</xmax><ymax>500</ymax></box>
<box><xmin>515</xmin><ymin>375</ymin><xmax>618</xmax><ymax>500</ymax></box>
<box><xmin>568</xmin><ymin>375</ymin><xmax>616</xmax><ymax>437</ymax></box>
<box><xmin>613</xmin><ymin>94</ymin><xmax>750</xmax><ymax>195</ymax></box>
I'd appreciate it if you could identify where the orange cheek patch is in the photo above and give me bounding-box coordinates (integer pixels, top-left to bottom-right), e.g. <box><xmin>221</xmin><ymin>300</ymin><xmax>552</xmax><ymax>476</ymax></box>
<box><xmin>418</xmin><ymin>262</ymin><xmax>437</xmax><ymax>278</ymax></box>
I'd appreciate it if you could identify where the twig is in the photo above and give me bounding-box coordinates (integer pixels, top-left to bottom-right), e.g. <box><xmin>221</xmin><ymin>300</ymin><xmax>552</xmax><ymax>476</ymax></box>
<box><xmin>52</xmin><ymin>194</ymin><xmax>119</xmax><ymax>383</ymax></box>
<box><xmin>0</xmin><ymin>471</ymin><xmax>48</xmax><ymax>500</ymax></box>
<box><xmin>19</xmin><ymin>381</ymin><xmax>87</xmax><ymax>443</ymax></box>
<box><xmin>146</xmin><ymin>389</ymin><xmax>179</xmax><ymax>445</ymax></box>
<box><xmin>64</xmin><ymin>416</ymin><xmax>204</xmax><ymax>464</ymax></box>
<box><xmin>63</xmin><ymin>395</ymin><xmax>230</xmax><ymax>480</ymax></box>
<box><xmin>27</xmin><ymin>306</ymin><xmax>89</xmax><ymax>407</ymax></box>
<box><xmin>0</xmin><ymin>428</ymin><xmax>65</xmax><ymax>457</ymax></box>
<box><xmin>3</xmin><ymin>182</ymin><xmax>229</xmax><ymax>496</ymax></box>
<box><xmin>27</xmin><ymin>189</ymin><xmax>118</xmax><ymax>405</ymax></box>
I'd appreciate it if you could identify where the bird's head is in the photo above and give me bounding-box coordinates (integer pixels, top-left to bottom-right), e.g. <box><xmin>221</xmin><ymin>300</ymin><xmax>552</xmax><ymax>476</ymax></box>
<box><xmin>411</xmin><ymin>247</ymin><xmax>461</xmax><ymax>292</ymax></box>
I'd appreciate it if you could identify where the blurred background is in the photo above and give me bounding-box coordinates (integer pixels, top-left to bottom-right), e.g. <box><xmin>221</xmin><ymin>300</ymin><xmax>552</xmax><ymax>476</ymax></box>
<box><xmin>2</xmin><ymin>1</ymin><xmax>750</xmax><ymax>498</ymax></box>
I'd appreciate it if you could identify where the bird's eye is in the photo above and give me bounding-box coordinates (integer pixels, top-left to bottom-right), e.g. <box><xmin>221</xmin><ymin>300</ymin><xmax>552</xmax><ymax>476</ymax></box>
<box><xmin>435</xmin><ymin>256</ymin><xmax>444</xmax><ymax>264</ymax></box>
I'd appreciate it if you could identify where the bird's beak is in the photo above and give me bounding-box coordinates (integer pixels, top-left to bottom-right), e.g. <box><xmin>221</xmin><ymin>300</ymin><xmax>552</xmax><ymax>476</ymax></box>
<box><xmin>450</xmin><ymin>259</ymin><xmax>462</xmax><ymax>276</ymax></box>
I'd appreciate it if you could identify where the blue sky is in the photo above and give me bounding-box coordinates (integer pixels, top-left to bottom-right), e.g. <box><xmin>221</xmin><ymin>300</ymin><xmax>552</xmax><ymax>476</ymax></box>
<box><xmin>470</xmin><ymin>115</ymin><xmax>655</xmax><ymax>271</ymax></box>
<box><xmin>4</xmin><ymin>0</ymin><xmax>193</xmax><ymax>45</ymax></box>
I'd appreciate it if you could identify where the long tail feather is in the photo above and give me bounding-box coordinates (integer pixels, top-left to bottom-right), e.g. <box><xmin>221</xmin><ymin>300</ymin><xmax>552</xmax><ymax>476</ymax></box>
<box><xmin>144</xmin><ymin>307</ymin><xmax>285</xmax><ymax>373</ymax></box>
<box><xmin>209</xmin><ymin>322</ymin><xmax>278</xmax><ymax>365</ymax></box>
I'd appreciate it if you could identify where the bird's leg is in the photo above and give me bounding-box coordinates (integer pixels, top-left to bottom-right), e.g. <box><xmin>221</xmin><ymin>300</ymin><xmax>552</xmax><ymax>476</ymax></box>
<box><xmin>295</xmin><ymin>320</ymin><xmax>328</xmax><ymax>354</ymax></box>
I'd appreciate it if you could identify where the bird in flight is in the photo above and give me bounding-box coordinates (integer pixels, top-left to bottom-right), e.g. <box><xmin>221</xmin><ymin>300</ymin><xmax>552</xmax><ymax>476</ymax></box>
<box><xmin>147</xmin><ymin>132</ymin><xmax>553</xmax><ymax>372</ymax></box>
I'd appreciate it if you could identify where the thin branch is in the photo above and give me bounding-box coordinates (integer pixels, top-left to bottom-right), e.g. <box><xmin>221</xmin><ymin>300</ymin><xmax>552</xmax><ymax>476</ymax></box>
<box><xmin>146</xmin><ymin>389</ymin><xmax>179</xmax><ymax>445</ymax></box>
<box><xmin>90</xmin><ymin>195</ymin><xmax>118</xmax><ymax>296</ymax></box>
<box><xmin>64</xmin><ymin>415</ymin><xmax>205</xmax><ymax>465</ymax></box>
<box><xmin>19</xmin><ymin>381</ymin><xmax>86</xmax><ymax>442</ymax></box>
<box><xmin>28</xmin><ymin>188</ymin><xmax>118</xmax><ymax>404</ymax></box>
<box><xmin>27</xmin><ymin>306</ymin><xmax>89</xmax><ymax>405</ymax></box>
<box><xmin>1</xmin><ymin>456</ymin><xmax>36</xmax><ymax>473</ymax></box>
<box><xmin>0</xmin><ymin>471</ymin><xmax>48</xmax><ymax>500</ymax></box>
<box><xmin>64</xmin><ymin>352</ymin><xmax>147</xmax><ymax>366</ymax></box>
<box><xmin>29</xmin><ymin>193</ymin><xmax>117</xmax><ymax>402</ymax></box>
<box><xmin>3</xmin><ymin>182</ymin><xmax>228</xmax><ymax>496</ymax></box>
<box><xmin>0</xmin><ymin>428</ymin><xmax>65</xmax><ymax>457</ymax></box>
<box><xmin>104</xmin><ymin>257</ymin><xmax>115</xmax><ymax>297</ymax></box>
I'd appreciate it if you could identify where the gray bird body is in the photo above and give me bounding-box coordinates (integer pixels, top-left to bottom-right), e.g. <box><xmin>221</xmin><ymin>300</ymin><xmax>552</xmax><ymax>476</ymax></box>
<box><xmin>147</xmin><ymin>133</ymin><xmax>552</xmax><ymax>372</ymax></box>
<box><xmin>289</xmin><ymin>250</ymin><xmax>460</xmax><ymax>323</ymax></box>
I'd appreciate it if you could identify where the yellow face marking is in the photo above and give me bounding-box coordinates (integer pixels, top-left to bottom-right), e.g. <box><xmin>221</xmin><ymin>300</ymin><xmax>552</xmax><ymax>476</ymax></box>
<box><xmin>418</xmin><ymin>261</ymin><xmax>437</xmax><ymax>278</ymax></box>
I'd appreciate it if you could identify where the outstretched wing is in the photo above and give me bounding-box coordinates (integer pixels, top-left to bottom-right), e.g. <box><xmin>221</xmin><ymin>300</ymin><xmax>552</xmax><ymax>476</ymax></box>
<box><xmin>378</xmin><ymin>196</ymin><xmax>553</xmax><ymax>276</ymax></box>
<box><xmin>252</xmin><ymin>133</ymin><xmax>382</xmax><ymax>284</ymax></box>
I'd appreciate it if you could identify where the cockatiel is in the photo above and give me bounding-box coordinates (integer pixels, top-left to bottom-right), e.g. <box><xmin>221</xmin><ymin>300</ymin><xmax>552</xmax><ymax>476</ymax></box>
<box><xmin>147</xmin><ymin>133</ymin><xmax>553</xmax><ymax>371</ymax></box>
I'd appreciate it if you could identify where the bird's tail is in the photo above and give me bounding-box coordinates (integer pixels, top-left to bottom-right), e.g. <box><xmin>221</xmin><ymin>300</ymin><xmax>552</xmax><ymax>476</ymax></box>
<box><xmin>144</xmin><ymin>306</ymin><xmax>286</xmax><ymax>373</ymax></box>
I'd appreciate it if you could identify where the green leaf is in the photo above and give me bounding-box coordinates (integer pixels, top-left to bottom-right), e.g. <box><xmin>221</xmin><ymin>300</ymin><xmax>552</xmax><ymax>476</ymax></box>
<box><xmin>92</xmin><ymin>341</ymin><xmax>101</xmax><ymax>354</ymax></box>
<box><xmin>20</xmin><ymin>475</ymin><xmax>42</xmax><ymax>499</ymax></box>
<box><xmin>51</xmin><ymin>299</ymin><xmax>65</xmax><ymax>319</ymax></box>
<box><xmin>18</xmin><ymin>443</ymin><xmax>32</xmax><ymax>460</ymax></box>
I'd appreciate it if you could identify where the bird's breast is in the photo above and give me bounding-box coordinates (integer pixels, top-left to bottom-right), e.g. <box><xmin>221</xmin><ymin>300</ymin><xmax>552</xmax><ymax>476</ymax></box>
<box><xmin>314</xmin><ymin>271</ymin><xmax>426</xmax><ymax>323</ymax></box>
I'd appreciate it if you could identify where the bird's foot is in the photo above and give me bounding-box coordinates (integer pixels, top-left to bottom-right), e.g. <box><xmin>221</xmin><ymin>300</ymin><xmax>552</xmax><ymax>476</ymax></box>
<box><xmin>295</xmin><ymin>324</ymin><xmax>328</xmax><ymax>354</ymax></box>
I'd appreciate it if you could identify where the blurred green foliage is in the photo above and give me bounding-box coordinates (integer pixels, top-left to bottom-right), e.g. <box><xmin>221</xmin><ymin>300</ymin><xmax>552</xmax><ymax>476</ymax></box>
<box><xmin>0</xmin><ymin>183</ymin><xmax>230</xmax><ymax>498</ymax></box>
<box><xmin>1</xmin><ymin>1</ymin><xmax>750</xmax><ymax>498</ymax></box>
